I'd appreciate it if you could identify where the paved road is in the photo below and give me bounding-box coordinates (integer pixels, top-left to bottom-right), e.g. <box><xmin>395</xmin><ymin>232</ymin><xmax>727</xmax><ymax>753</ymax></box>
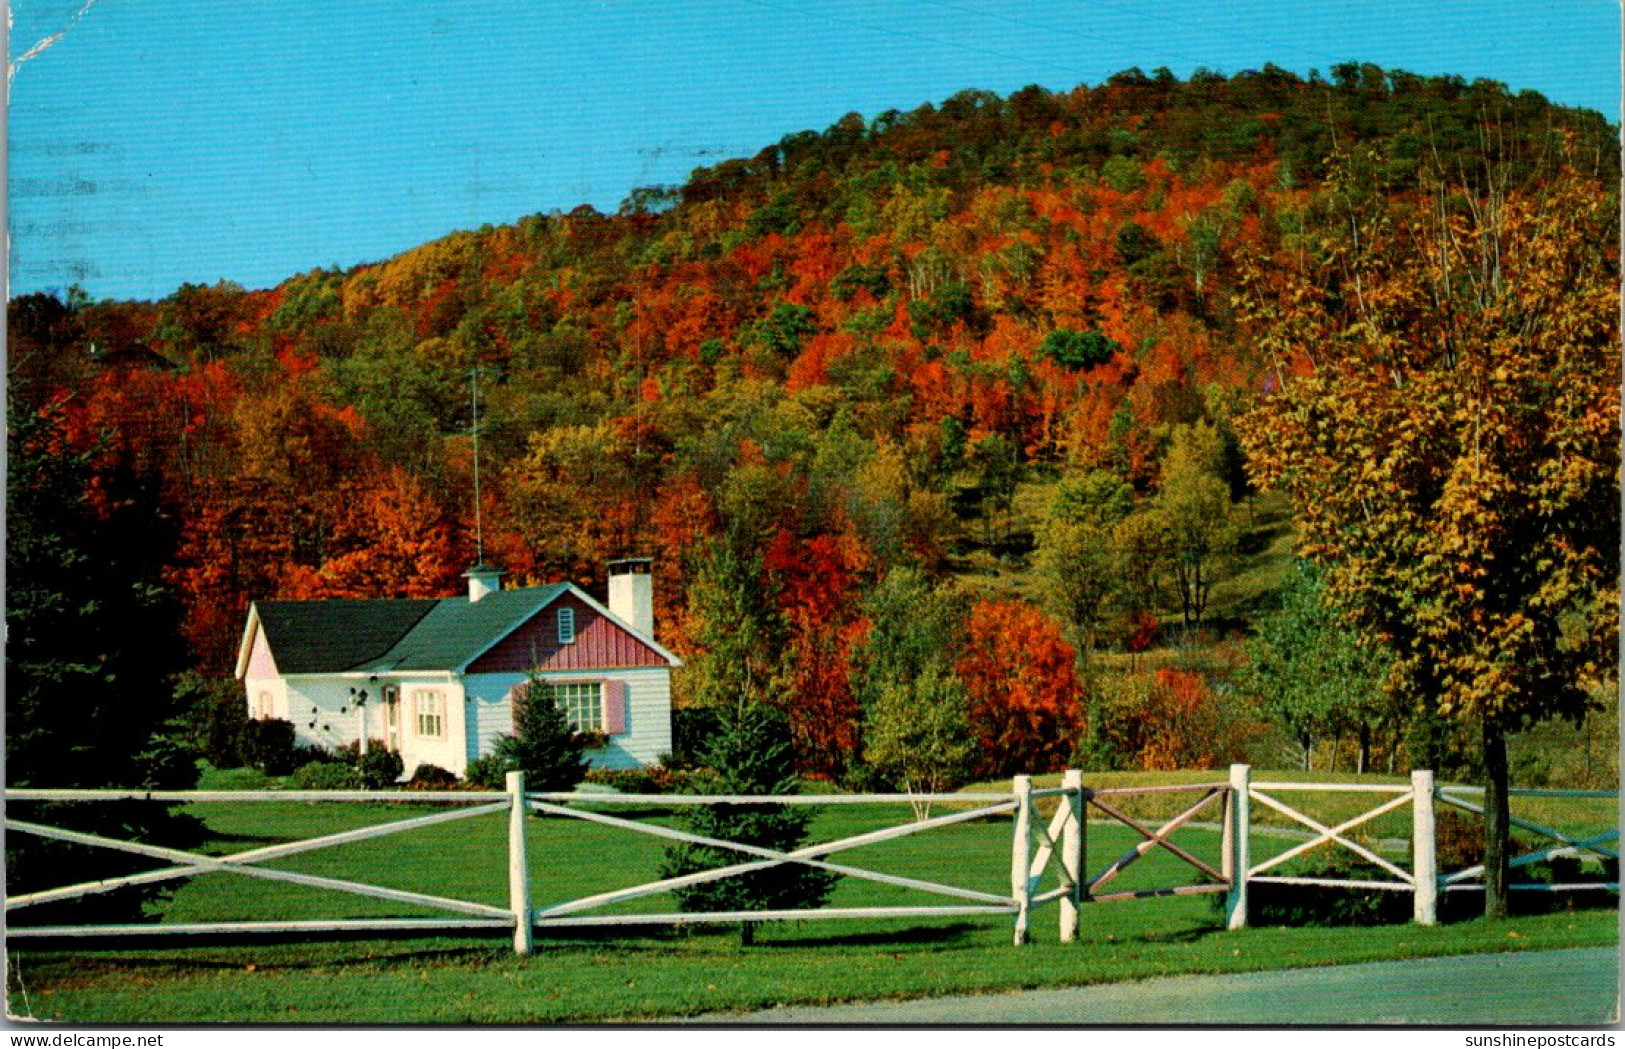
<box><xmin>697</xmin><ymin>948</ymin><xmax>1620</xmax><ymax>1025</ymax></box>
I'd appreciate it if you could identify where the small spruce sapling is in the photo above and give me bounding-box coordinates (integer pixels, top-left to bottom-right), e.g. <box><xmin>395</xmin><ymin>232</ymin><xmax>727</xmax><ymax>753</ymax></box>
<box><xmin>659</xmin><ymin>702</ymin><xmax>838</xmax><ymax>944</ymax></box>
<box><xmin>490</xmin><ymin>677</ymin><xmax>589</xmax><ymax>792</ymax></box>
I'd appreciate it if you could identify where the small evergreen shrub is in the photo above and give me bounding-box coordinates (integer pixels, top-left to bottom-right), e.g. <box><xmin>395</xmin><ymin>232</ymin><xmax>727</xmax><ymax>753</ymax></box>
<box><xmin>464</xmin><ymin>752</ymin><xmax>518</xmax><ymax>790</ymax></box>
<box><xmin>659</xmin><ymin>703</ymin><xmax>838</xmax><ymax>944</ymax></box>
<box><xmin>494</xmin><ymin>678</ymin><xmax>589</xmax><ymax>791</ymax></box>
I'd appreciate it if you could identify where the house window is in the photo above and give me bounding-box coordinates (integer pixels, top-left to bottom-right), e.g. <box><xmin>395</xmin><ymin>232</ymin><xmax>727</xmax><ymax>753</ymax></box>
<box><xmin>411</xmin><ymin>689</ymin><xmax>446</xmax><ymax>739</ymax></box>
<box><xmin>557</xmin><ymin>606</ymin><xmax>576</xmax><ymax>644</ymax></box>
<box><xmin>553</xmin><ymin>681</ymin><xmax>602</xmax><ymax>732</ymax></box>
<box><xmin>256</xmin><ymin>691</ymin><xmax>274</xmax><ymax>719</ymax></box>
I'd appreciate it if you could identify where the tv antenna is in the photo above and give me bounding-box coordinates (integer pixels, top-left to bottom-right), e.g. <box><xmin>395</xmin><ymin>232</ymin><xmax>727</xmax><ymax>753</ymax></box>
<box><xmin>469</xmin><ymin>368</ymin><xmax>487</xmax><ymax>565</ymax></box>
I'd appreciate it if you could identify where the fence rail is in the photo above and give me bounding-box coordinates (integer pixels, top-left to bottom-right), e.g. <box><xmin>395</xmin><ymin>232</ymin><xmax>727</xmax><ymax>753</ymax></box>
<box><xmin>5</xmin><ymin>766</ymin><xmax>1616</xmax><ymax>951</ymax></box>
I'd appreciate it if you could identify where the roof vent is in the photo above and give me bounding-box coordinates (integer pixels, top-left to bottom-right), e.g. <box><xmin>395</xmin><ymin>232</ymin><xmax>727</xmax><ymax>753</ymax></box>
<box><xmin>464</xmin><ymin>563</ymin><xmax>503</xmax><ymax>602</ymax></box>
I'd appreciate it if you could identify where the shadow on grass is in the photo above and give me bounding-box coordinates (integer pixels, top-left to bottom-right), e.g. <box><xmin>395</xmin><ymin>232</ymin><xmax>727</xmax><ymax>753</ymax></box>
<box><xmin>11</xmin><ymin>941</ymin><xmax>507</xmax><ymax>980</ymax></box>
<box><xmin>12</xmin><ymin>931</ymin><xmax>512</xmax><ymax>973</ymax></box>
<box><xmin>753</xmin><ymin>922</ymin><xmax>983</xmax><ymax>949</ymax></box>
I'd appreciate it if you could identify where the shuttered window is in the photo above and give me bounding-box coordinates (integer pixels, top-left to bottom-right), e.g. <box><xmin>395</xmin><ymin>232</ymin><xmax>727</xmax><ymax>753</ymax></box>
<box><xmin>411</xmin><ymin>689</ymin><xmax>446</xmax><ymax>739</ymax></box>
<box><xmin>554</xmin><ymin>681</ymin><xmax>601</xmax><ymax>731</ymax></box>
<box><xmin>557</xmin><ymin>607</ymin><xmax>576</xmax><ymax>644</ymax></box>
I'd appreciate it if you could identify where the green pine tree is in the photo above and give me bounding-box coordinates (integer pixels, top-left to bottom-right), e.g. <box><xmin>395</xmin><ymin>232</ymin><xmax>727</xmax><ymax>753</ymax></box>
<box><xmin>659</xmin><ymin>702</ymin><xmax>837</xmax><ymax>944</ymax></box>
<box><xmin>6</xmin><ymin>398</ymin><xmax>200</xmax><ymax>926</ymax></box>
<box><xmin>491</xmin><ymin>677</ymin><xmax>589</xmax><ymax>791</ymax></box>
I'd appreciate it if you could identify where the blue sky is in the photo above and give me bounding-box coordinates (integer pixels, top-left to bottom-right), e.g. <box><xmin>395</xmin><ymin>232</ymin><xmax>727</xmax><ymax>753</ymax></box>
<box><xmin>9</xmin><ymin>1</ymin><xmax>1620</xmax><ymax>302</ymax></box>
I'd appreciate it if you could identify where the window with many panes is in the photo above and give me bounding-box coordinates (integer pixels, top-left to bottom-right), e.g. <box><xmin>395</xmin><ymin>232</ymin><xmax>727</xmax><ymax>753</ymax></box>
<box><xmin>553</xmin><ymin>681</ymin><xmax>603</xmax><ymax>732</ymax></box>
<box><xmin>411</xmin><ymin>688</ymin><xmax>445</xmax><ymax>739</ymax></box>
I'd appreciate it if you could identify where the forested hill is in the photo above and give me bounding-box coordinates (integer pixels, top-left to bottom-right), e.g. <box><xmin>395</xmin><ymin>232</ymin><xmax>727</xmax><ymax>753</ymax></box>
<box><xmin>9</xmin><ymin>66</ymin><xmax>1618</xmax><ymax>767</ymax></box>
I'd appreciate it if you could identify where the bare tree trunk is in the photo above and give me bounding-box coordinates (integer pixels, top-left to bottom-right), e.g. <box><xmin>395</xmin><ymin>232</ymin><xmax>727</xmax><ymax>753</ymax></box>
<box><xmin>1482</xmin><ymin>718</ymin><xmax>1511</xmax><ymax>920</ymax></box>
<box><xmin>1357</xmin><ymin>724</ymin><xmax>1371</xmax><ymax>775</ymax></box>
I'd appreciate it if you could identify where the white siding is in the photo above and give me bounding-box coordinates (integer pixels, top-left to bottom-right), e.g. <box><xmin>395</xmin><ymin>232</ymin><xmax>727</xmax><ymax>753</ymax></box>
<box><xmin>270</xmin><ymin>675</ymin><xmax>465</xmax><ymax>777</ymax></box>
<box><xmin>463</xmin><ymin>667</ymin><xmax>672</xmax><ymax>771</ymax></box>
<box><xmin>281</xmin><ymin>679</ymin><xmax>367</xmax><ymax>754</ymax></box>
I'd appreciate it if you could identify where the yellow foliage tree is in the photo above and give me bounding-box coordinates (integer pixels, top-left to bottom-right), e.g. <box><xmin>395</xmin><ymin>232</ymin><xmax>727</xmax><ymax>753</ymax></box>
<box><xmin>1239</xmin><ymin>155</ymin><xmax>1620</xmax><ymax>916</ymax></box>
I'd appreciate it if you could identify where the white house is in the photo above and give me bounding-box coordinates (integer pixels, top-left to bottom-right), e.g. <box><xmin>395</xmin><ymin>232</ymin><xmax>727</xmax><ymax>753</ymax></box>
<box><xmin>235</xmin><ymin>559</ymin><xmax>680</xmax><ymax>777</ymax></box>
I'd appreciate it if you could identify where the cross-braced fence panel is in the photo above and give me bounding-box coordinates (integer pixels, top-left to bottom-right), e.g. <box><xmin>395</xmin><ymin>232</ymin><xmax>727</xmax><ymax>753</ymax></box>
<box><xmin>522</xmin><ymin>792</ymin><xmax>1021</xmax><ymax>929</ymax></box>
<box><xmin>1435</xmin><ymin>787</ymin><xmax>1619</xmax><ymax>895</ymax></box>
<box><xmin>6</xmin><ymin>789</ymin><xmax>521</xmax><ymax>940</ymax></box>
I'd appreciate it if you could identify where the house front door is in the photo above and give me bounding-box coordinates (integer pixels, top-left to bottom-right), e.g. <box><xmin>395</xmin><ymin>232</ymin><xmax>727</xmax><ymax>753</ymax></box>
<box><xmin>382</xmin><ymin>685</ymin><xmax>400</xmax><ymax>751</ymax></box>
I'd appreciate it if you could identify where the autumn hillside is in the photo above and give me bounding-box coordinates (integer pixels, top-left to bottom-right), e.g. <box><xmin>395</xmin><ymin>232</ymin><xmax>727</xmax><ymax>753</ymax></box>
<box><xmin>9</xmin><ymin>64</ymin><xmax>1619</xmax><ymax>781</ymax></box>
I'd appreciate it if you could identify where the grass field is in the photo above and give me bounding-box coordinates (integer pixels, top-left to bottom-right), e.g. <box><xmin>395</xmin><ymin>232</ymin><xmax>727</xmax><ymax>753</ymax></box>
<box><xmin>6</xmin><ymin>771</ymin><xmax>1617</xmax><ymax>1024</ymax></box>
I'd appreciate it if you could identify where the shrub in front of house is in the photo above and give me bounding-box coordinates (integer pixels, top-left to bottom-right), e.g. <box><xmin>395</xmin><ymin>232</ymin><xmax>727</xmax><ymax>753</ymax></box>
<box><xmin>407</xmin><ymin>764</ymin><xmax>458</xmax><ymax>789</ymax></box>
<box><xmin>239</xmin><ymin>718</ymin><xmax>300</xmax><ymax>776</ymax></box>
<box><xmin>582</xmin><ymin>765</ymin><xmax>712</xmax><ymax>794</ymax></box>
<box><xmin>357</xmin><ymin>746</ymin><xmax>404</xmax><ymax>788</ymax></box>
<box><xmin>289</xmin><ymin>760</ymin><xmax>364</xmax><ymax>790</ymax></box>
<box><xmin>493</xmin><ymin>678</ymin><xmax>589</xmax><ymax>791</ymax></box>
<box><xmin>464</xmin><ymin>752</ymin><xmax>518</xmax><ymax>790</ymax></box>
<box><xmin>337</xmin><ymin>741</ymin><xmax>404</xmax><ymax>789</ymax></box>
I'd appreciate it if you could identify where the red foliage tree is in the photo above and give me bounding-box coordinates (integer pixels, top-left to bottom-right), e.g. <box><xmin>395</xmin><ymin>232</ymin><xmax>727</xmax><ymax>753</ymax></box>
<box><xmin>762</xmin><ymin>529</ymin><xmax>865</xmax><ymax>775</ymax></box>
<box><xmin>956</xmin><ymin>600</ymin><xmax>1083</xmax><ymax>776</ymax></box>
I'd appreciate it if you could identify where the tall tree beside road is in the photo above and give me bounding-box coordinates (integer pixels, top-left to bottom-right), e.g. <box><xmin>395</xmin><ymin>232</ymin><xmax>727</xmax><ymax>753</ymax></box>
<box><xmin>1238</xmin><ymin>153</ymin><xmax>1620</xmax><ymax>918</ymax></box>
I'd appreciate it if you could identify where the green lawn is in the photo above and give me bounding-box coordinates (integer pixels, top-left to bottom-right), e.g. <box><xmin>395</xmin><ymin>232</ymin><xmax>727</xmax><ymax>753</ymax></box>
<box><xmin>6</xmin><ymin>778</ymin><xmax>1617</xmax><ymax>1023</ymax></box>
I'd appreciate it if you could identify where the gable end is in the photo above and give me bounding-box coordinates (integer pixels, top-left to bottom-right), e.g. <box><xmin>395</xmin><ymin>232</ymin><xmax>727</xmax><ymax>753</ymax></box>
<box><xmin>466</xmin><ymin>592</ymin><xmax>669</xmax><ymax>673</ymax></box>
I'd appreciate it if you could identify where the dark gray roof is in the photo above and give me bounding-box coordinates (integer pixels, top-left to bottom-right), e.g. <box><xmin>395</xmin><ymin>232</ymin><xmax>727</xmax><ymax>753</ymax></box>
<box><xmin>254</xmin><ymin>583</ymin><xmax>568</xmax><ymax>674</ymax></box>
<box><xmin>254</xmin><ymin>599</ymin><xmax>439</xmax><ymax>674</ymax></box>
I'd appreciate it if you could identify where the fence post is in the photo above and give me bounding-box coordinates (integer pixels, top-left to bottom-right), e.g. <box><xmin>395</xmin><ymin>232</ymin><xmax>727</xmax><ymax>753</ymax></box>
<box><xmin>1224</xmin><ymin>763</ymin><xmax>1250</xmax><ymax>930</ymax></box>
<box><xmin>1412</xmin><ymin>768</ymin><xmax>1438</xmax><ymax>926</ymax></box>
<box><xmin>1010</xmin><ymin>774</ymin><xmax>1033</xmax><ymax>946</ymax></box>
<box><xmin>1060</xmin><ymin>769</ymin><xmax>1084</xmax><ymax>943</ymax></box>
<box><xmin>507</xmin><ymin>770</ymin><xmax>533</xmax><ymax>955</ymax></box>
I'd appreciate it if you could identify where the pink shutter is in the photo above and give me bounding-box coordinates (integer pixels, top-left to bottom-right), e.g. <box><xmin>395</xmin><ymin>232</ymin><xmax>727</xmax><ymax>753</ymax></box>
<box><xmin>603</xmin><ymin>680</ymin><xmax>628</xmax><ymax>735</ymax></box>
<box><xmin>507</xmin><ymin>681</ymin><xmax>532</xmax><ymax>727</ymax></box>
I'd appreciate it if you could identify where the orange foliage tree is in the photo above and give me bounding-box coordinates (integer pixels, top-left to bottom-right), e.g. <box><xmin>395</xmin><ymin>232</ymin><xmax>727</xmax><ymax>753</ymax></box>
<box><xmin>956</xmin><ymin>600</ymin><xmax>1082</xmax><ymax>776</ymax></box>
<box><xmin>281</xmin><ymin>468</ymin><xmax>461</xmax><ymax>599</ymax></box>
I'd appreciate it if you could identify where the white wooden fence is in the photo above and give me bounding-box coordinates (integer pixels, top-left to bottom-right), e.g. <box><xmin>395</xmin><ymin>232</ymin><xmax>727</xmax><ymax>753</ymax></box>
<box><xmin>5</xmin><ymin>766</ymin><xmax>1616</xmax><ymax>952</ymax></box>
